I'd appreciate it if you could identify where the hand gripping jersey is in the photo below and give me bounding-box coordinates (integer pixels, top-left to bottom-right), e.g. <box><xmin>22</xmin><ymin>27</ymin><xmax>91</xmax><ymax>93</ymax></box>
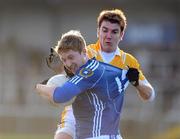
<box><xmin>53</xmin><ymin>58</ymin><xmax>129</xmax><ymax>139</ymax></box>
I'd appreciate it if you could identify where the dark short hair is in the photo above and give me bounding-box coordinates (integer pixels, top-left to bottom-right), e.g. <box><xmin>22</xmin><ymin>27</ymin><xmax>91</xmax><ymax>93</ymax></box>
<box><xmin>97</xmin><ymin>9</ymin><xmax>127</xmax><ymax>32</ymax></box>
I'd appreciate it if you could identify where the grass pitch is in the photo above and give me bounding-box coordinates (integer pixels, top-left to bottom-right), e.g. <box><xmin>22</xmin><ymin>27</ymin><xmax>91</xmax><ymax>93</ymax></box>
<box><xmin>0</xmin><ymin>134</ymin><xmax>52</xmax><ymax>139</ymax></box>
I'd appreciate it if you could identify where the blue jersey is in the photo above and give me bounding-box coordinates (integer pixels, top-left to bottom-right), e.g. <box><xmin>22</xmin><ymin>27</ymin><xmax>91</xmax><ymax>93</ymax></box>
<box><xmin>53</xmin><ymin>58</ymin><xmax>129</xmax><ymax>139</ymax></box>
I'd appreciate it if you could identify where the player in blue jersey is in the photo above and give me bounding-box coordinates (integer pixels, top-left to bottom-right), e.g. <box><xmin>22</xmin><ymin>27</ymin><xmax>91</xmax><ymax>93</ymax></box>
<box><xmin>35</xmin><ymin>30</ymin><xmax>151</xmax><ymax>139</ymax></box>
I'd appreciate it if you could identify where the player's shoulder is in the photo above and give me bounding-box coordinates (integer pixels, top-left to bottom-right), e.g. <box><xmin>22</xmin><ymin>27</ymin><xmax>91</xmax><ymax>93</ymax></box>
<box><xmin>87</xmin><ymin>42</ymin><xmax>98</xmax><ymax>51</ymax></box>
<box><xmin>77</xmin><ymin>59</ymin><xmax>101</xmax><ymax>79</ymax></box>
<box><xmin>120</xmin><ymin>50</ymin><xmax>135</xmax><ymax>59</ymax></box>
<box><xmin>120</xmin><ymin>50</ymin><xmax>140</xmax><ymax>67</ymax></box>
<box><xmin>82</xmin><ymin>58</ymin><xmax>100</xmax><ymax>71</ymax></box>
<box><xmin>120</xmin><ymin>49</ymin><xmax>135</xmax><ymax>60</ymax></box>
<box><xmin>68</xmin><ymin>59</ymin><xmax>101</xmax><ymax>87</ymax></box>
<box><xmin>87</xmin><ymin>43</ymin><xmax>96</xmax><ymax>48</ymax></box>
<box><xmin>86</xmin><ymin>43</ymin><xmax>98</xmax><ymax>58</ymax></box>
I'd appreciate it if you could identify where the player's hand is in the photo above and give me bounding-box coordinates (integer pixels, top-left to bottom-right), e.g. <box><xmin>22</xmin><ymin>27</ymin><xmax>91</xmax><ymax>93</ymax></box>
<box><xmin>46</xmin><ymin>47</ymin><xmax>57</xmax><ymax>68</ymax></box>
<box><xmin>35</xmin><ymin>84</ymin><xmax>58</xmax><ymax>106</ymax></box>
<box><xmin>46</xmin><ymin>47</ymin><xmax>63</xmax><ymax>73</ymax></box>
<box><xmin>126</xmin><ymin>67</ymin><xmax>139</xmax><ymax>86</ymax></box>
<box><xmin>40</xmin><ymin>79</ymin><xmax>49</xmax><ymax>85</ymax></box>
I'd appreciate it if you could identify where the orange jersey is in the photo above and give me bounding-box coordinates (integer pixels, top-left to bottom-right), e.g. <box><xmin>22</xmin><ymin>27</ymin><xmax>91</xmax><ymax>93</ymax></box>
<box><xmin>87</xmin><ymin>40</ymin><xmax>145</xmax><ymax>80</ymax></box>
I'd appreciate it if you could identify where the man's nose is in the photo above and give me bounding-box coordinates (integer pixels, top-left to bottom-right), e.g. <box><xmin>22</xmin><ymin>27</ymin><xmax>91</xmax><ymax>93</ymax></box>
<box><xmin>65</xmin><ymin>60</ymin><xmax>72</xmax><ymax>67</ymax></box>
<box><xmin>106</xmin><ymin>31</ymin><xmax>112</xmax><ymax>39</ymax></box>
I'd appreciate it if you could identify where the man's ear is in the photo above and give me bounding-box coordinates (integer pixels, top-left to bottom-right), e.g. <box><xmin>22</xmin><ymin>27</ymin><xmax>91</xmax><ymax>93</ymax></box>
<box><xmin>97</xmin><ymin>27</ymin><xmax>100</xmax><ymax>38</ymax></box>
<box><xmin>82</xmin><ymin>47</ymin><xmax>87</xmax><ymax>55</ymax></box>
<box><xmin>120</xmin><ymin>31</ymin><xmax>124</xmax><ymax>41</ymax></box>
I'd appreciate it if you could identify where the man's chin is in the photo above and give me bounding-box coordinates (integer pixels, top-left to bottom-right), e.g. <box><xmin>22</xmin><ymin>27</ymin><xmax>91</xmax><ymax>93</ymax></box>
<box><xmin>66</xmin><ymin>68</ymin><xmax>74</xmax><ymax>74</ymax></box>
<box><xmin>103</xmin><ymin>45</ymin><xmax>112</xmax><ymax>50</ymax></box>
<box><xmin>104</xmin><ymin>48</ymin><xmax>113</xmax><ymax>53</ymax></box>
<box><xmin>70</xmin><ymin>69</ymin><xmax>76</xmax><ymax>74</ymax></box>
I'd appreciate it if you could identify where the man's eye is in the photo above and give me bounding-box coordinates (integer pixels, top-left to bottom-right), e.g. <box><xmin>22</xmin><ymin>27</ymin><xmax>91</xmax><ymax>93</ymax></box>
<box><xmin>68</xmin><ymin>56</ymin><xmax>74</xmax><ymax>60</ymax></box>
<box><xmin>112</xmin><ymin>30</ymin><xmax>119</xmax><ymax>34</ymax></box>
<box><xmin>102</xmin><ymin>28</ymin><xmax>108</xmax><ymax>32</ymax></box>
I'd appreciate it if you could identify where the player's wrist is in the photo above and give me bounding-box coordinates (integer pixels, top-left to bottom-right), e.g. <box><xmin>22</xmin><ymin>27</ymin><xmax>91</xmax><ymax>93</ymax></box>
<box><xmin>130</xmin><ymin>80</ymin><xmax>139</xmax><ymax>86</ymax></box>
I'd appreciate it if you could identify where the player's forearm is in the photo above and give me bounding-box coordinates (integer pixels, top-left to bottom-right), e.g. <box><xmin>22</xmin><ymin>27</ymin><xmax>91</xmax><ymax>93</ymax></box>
<box><xmin>53</xmin><ymin>83</ymin><xmax>80</xmax><ymax>103</ymax></box>
<box><xmin>136</xmin><ymin>80</ymin><xmax>155</xmax><ymax>101</ymax></box>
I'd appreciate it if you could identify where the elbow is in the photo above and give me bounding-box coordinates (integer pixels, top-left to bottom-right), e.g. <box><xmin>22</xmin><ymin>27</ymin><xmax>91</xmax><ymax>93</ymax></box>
<box><xmin>141</xmin><ymin>87</ymin><xmax>155</xmax><ymax>102</ymax></box>
<box><xmin>53</xmin><ymin>87</ymin><xmax>66</xmax><ymax>103</ymax></box>
<box><xmin>147</xmin><ymin>87</ymin><xmax>155</xmax><ymax>101</ymax></box>
<box><xmin>137</xmin><ymin>80</ymin><xmax>155</xmax><ymax>102</ymax></box>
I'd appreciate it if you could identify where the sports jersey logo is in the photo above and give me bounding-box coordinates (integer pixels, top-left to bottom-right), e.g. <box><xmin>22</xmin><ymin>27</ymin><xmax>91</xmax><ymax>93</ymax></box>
<box><xmin>79</xmin><ymin>68</ymin><xmax>94</xmax><ymax>78</ymax></box>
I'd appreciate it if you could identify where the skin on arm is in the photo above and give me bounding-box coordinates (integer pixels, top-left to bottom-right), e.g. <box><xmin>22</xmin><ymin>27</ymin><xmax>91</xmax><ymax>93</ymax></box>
<box><xmin>135</xmin><ymin>79</ymin><xmax>155</xmax><ymax>101</ymax></box>
<box><xmin>35</xmin><ymin>84</ymin><xmax>57</xmax><ymax>104</ymax></box>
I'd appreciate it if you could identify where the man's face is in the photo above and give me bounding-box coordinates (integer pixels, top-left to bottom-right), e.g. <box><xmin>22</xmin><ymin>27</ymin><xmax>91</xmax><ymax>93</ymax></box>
<box><xmin>59</xmin><ymin>50</ymin><xmax>86</xmax><ymax>74</ymax></box>
<box><xmin>98</xmin><ymin>21</ymin><xmax>123</xmax><ymax>52</ymax></box>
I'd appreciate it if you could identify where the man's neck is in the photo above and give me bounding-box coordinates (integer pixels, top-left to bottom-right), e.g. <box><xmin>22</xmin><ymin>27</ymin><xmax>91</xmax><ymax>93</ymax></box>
<box><xmin>100</xmin><ymin>51</ymin><xmax>116</xmax><ymax>63</ymax></box>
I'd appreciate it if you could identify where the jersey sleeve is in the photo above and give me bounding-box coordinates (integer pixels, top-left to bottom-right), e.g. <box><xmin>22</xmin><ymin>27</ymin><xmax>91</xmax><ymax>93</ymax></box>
<box><xmin>125</xmin><ymin>53</ymin><xmax>145</xmax><ymax>80</ymax></box>
<box><xmin>53</xmin><ymin>60</ymin><xmax>103</xmax><ymax>103</ymax></box>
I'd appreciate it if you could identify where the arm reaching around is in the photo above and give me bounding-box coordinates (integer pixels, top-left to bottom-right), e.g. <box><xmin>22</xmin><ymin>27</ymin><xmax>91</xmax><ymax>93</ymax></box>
<box><xmin>35</xmin><ymin>84</ymin><xmax>56</xmax><ymax>104</ymax></box>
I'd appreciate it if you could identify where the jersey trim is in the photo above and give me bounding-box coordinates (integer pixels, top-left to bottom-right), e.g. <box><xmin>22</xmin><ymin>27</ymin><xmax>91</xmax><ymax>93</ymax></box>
<box><xmin>91</xmin><ymin>92</ymin><xmax>104</xmax><ymax>137</ymax></box>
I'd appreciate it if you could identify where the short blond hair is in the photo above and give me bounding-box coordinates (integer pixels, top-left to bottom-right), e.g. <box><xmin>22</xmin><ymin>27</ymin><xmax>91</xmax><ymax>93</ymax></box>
<box><xmin>55</xmin><ymin>30</ymin><xmax>86</xmax><ymax>54</ymax></box>
<box><xmin>97</xmin><ymin>9</ymin><xmax>127</xmax><ymax>32</ymax></box>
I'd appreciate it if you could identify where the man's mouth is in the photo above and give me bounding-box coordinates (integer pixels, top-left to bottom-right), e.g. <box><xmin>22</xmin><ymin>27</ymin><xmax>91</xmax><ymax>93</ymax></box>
<box><xmin>69</xmin><ymin>65</ymin><xmax>76</xmax><ymax>73</ymax></box>
<box><xmin>105</xmin><ymin>42</ymin><xmax>112</xmax><ymax>45</ymax></box>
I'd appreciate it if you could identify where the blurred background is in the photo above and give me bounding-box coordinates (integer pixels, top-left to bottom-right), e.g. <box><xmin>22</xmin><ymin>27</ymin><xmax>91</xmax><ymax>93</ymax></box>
<box><xmin>0</xmin><ymin>0</ymin><xmax>180</xmax><ymax>139</ymax></box>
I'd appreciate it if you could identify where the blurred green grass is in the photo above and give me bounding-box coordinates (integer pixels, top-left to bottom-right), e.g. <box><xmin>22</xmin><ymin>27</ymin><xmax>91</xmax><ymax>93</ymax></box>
<box><xmin>0</xmin><ymin>134</ymin><xmax>52</xmax><ymax>139</ymax></box>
